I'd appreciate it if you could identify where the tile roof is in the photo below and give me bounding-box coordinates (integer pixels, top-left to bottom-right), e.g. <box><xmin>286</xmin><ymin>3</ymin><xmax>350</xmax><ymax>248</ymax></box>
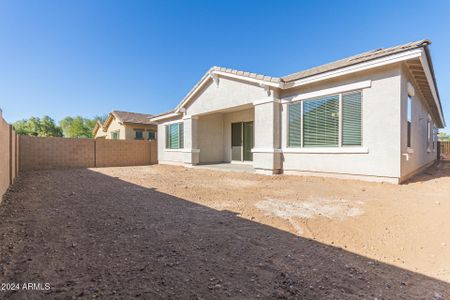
<box><xmin>211</xmin><ymin>66</ymin><xmax>281</xmax><ymax>84</ymax></box>
<box><xmin>209</xmin><ymin>40</ymin><xmax>430</xmax><ymax>84</ymax></box>
<box><xmin>112</xmin><ymin>111</ymin><xmax>156</xmax><ymax>125</ymax></box>
<box><xmin>281</xmin><ymin>40</ymin><xmax>430</xmax><ymax>82</ymax></box>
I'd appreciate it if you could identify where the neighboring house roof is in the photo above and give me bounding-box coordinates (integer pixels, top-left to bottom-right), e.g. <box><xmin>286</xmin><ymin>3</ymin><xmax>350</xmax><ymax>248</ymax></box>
<box><xmin>101</xmin><ymin>110</ymin><xmax>157</xmax><ymax>133</ymax></box>
<box><xmin>151</xmin><ymin>40</ymin><xmax>444</xmax><ymax>127</ymax></box>
<box><xmin>92</xmin><ymin>120</ymin><xmax>105</xmax><ymax>135</ymax></box>
<box><xmin>111</xmin><ymin>111</ymin><xmax>155</xmax><ymax>125</ymax></box>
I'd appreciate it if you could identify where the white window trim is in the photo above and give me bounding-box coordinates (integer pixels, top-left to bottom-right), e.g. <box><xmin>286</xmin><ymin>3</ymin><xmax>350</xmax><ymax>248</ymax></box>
<box><xmin>282</xmin><ymin>147</ymin><xmax>369</xmax><ymax>154</ymax></box>
<box><xmin>164</xmin><ymin>149</ymin><xmax>183</xmax><ymax>152</ymax></box>
<box><xmin>166</xmin><ymin>122</ymin><xmax>184</xmax><ymax>150</ymax></box>
<box><xmin>286</xmin><ymin>89</ymin><xmax>363</xmax><ymax>149</ymax></box>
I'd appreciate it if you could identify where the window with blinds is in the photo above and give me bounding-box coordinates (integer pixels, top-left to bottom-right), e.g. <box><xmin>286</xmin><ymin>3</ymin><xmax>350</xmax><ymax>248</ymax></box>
<box><xmin>288</xmin><ymin>90</ymin><xmax>362</xmax><ymax>148</ymax></box>
<box><xmin>288</xmin><ymin>102</ymin><xmax>302</xmax><ymax>147</ymax></box>
<box><xmin>303</xmin><ymin>95</ymin><xmax>339</xmax><ymax>147</ymax></box>
<box><xmin>342</xmin><ymin>92</ymin><xmax>362</xmax><ymax>146</ymax></box>
<box><xmin>165</xmin><ymin>122</ymin><xmax>184</xmax><ymax>149</ymax></box>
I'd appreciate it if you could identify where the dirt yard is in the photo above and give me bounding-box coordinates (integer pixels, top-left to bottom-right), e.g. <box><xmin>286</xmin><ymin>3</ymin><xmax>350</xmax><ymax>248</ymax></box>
<box><xmin>0</xmin><ymin>163</ymin><xmax>449</xmax><ymax>299</ymax></box>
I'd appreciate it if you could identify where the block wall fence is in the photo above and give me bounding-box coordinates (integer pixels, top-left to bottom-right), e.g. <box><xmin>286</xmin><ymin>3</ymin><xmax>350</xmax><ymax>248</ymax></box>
<box><xmin>1</xmin><ymin>108</ymin><xmax>157</xmax><ymax>201</ymax></box>
<box><xmin>19</xmin><ymin>136</ymin><xmax>157</xmax><ymax>171</ymax></box>
<box><xmin>0</xmin><ymin>110</ymin><xmax>19</xmax><ymax>200</ymax></box>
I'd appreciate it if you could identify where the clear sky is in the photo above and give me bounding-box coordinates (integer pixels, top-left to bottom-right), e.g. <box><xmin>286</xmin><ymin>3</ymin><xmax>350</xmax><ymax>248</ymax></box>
<box><xmin>0</xmin><ymin>0</ymin><xmax>449</xmax><ymax>130</ymax></box>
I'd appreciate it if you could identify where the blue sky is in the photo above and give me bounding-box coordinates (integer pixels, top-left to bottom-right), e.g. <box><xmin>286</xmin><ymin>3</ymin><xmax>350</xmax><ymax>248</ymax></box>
<box><xmin>0</xmin><ymin>0</ymin><xmax>449</xmax><ymax>130</ymax></box>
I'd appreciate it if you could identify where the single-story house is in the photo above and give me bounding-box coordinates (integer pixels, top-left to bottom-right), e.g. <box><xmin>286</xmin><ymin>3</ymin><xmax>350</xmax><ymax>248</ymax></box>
<box><xmin>94</xmin><ymin>111</ymin><xmax>157</xmax><ymax>140</ymax></box>
<box><xmin>150</xmin><ymin>40</ymin><xmax>445</xmax><ymax>183</ymax></box>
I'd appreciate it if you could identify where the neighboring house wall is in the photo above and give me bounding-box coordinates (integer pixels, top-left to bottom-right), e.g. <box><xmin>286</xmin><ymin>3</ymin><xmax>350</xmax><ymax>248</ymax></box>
<box><xmin>400</xmin><ymin>65</ymin><xmax>438</xmax><ymax>180</ymax></box>
<box><xmin>105</xmin><ymin>118</ymin><xmax>126</xmax><ymax>139</ymax></box>
<box><xmin>95</xmin><ymin>128</ymin><xmax>107</xmax><ymax>139</ymax></box>
<box><xmin>103</xmin><ymin>117</ymin><xmax>157</xmax><ymax>140</ymax></box>
<box><xmin>124</xmin><ymin>124</ymin><xmax>157</xmax><ymax>140</ymax></box>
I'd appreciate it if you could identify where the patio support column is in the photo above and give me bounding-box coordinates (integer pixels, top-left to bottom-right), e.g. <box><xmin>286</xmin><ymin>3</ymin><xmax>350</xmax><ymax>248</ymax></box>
<box><xmin>252</xmin><ymin>89</ymin><xmax>283</xmax><ymax>174</ymax></box>
<box><xmin>182</xmin><ymin>115</ymin><xmax>200</xmax><ymax>165</ymax></box>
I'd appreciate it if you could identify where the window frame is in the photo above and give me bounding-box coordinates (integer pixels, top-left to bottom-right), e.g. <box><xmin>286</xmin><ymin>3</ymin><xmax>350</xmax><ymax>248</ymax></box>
<box><xmin>134</xmin><ymin>129</ymin><xmax>144</xmax><ymax>140</ymax></box>
<box><xmin>147</xmin><ymin>131</ymin><xmax>156</xmax><ymax>140</ymax></box>
<box><xmin>165</xmin><ymin>122</ymin><xmax>184</xmax><ymax>149</ymax></box>
<box><xmin>287</xmin><ymin>90</ymin><xmax>363</xmax><ymax>149</ymax></box>
<box><xmin>111</xmin><ymin>130</ymin><xmax>120</xmax><ymax>140</ymax></box>
<box><xmin>407</xmin><ymin>95</ymin><xmax>413</xmax><ymax>149</ymax></box>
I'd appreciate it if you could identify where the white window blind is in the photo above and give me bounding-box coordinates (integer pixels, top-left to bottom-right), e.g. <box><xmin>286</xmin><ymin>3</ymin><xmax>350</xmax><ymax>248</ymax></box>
<box><xmin>342</xmin><ymin>92</ymin><xmax>362</xmax><ymax>146</ymax></box>
<box><xmin>288</xmin><ymin>90</ymin><xmax>362</xmax><ymax>148</ymax></box>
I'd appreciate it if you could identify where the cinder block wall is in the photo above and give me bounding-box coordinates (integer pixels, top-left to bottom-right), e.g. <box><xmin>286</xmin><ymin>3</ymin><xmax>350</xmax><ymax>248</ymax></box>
<box><xmin>0</xmin><ymin>110</ymin><xmax>19</xmax><ymax>200</ymax></box>
<box><xmin>95</xmin><ymin>139</ymin><xmax>155</xmax><ymax>167</ymax></box>
<box><xmin>19</xmin><ymin>136</ymin><xmax>157</xmax><ymax>171</ymax></box>
<box><xmin>19</xmin><ymin>136</ymin><xmax>95</xmax><ymax>171</ymax></box>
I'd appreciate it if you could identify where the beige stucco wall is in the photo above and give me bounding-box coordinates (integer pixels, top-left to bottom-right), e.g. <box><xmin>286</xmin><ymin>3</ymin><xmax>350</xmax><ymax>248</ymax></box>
<box><xmin>95</xmin><ymin>127</ymin><xmax>107</xmax><ymax>138</ymax></box>
<box><xmin>156</xmin><ymin>63</ymin><xmax>441</xmax><ymax>182</ymax></box>
<box><xmin>222</xmin><ymin>108</ymin><xmax>254</xmax><ymax>162</ymax></box>
<box><xmin>280</xmin><ymin>65</ymin><xmax>403</xmax><ymax>181</ymax></box>
<box><xmin>399</xmin><ymin>65</ymin><xmax>438</xmax><ymax>180</ymax></box>
<box><xmin>198</xmin><ymin>113</ymin><xmax>224</xmax><ymax>163</ymax></box>
<box><xmin>124</xmin><ymin>124</ymin><xmax>157</xmax><ymax>140</ymax></box>
<box><xmin>185</xmin><ymin>77</ymin><xmax>268</xmax><ymax>116</ymax></box>
<box><xmin>105</xmin><ymin>118</ymin><xmax>126</xmax><ymax>139</ymax></box>
<box><xmin>157</xmin><ymin>116</ymin><xmax>185</xmax><ymax>164</ymax></box>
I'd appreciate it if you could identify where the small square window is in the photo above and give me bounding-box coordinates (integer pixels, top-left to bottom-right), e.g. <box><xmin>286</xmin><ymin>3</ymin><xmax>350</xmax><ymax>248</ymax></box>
<box><xmin>148</xmin><ymin>131</ymin><xmax>156</xmax><ymax>140</ymax></box>
<box><xmin>135</xmin><ymin>130</ymin><xmax>144</xmax><ymax>140</ymax></box>
<box><xmin>111</xmin><ymin>131</ymin><xmax>120</xmax><ymax>139</ymax></box>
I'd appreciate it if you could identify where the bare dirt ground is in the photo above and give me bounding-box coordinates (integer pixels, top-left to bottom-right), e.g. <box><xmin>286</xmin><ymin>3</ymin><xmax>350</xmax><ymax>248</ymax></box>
<box><xmin>0</xmin><ymin>162</ymin><xmax>449</xmax><ymax>299</ymax></box>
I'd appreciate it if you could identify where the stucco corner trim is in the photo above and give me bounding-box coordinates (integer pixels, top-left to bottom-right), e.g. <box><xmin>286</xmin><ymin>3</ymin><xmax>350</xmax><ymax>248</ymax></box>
<box><xmin>251</xmin><ymin>148</ymin><xmax>282</xmax><ymax>153</ymax></box>
<box><xmin>164</xmin><ymin>149</ymin><xmax>184</xmax><ymax>152</ymax></box>
<box><xmin>282</xmin><ymin>147</ymin><xmax>369</xmax><ymax>154</ymax></box>
<box><xmin>181</xmin><ymin>148</ymin><xmax>200</xmax><ymax>153</ymax></box>
<box><xmin>182</xmin><ymin>115</ymin><xmax>199</xmax><ymax>120</ymax></box>
<box><xmin>252</xmin><ymin>98</ymin><xmax>281</xmax><ymax>106</ymax></box>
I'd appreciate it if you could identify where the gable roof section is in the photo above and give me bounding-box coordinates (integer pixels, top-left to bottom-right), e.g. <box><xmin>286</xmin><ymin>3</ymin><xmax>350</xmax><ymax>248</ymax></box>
<box><xmin>151</xmin><ymin>40</ymin><xmax>444</xmax><ymax>127</ymax></box>
<box><xmin>111</xmin><ymin>111</ymin><xmax>155</xmax><ymax>125</ymax></box>
<box><xmin>92</xmin><ymin>120</ymin><xmax>104</xmax><ymax>135</ymax></box>
<box><xmin>103</xmin><ymin>110</ymin><xmax>156</xmax><ymax>132</ymax></box>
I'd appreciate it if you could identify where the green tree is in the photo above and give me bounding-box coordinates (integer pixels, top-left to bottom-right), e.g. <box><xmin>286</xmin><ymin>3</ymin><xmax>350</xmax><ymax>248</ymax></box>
<box><xmin>438</xmin><ymin>132</ymin><xmax>450</xmax><ymax>141</ymax></box>
<box><xmin>13</xmin><ymin>116</ymin><xmax>62</xmax><ymax>137</ymax></box>
<box><xmin>60</xmin><ymin>116</ymin><xmax>93</xmax><ymax>138</ymax></box>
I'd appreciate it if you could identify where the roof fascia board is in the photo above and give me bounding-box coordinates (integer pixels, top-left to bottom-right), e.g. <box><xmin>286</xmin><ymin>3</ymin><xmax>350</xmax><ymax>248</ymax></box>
<box><xmin>150</xmin><ymin>112</ymin><xmax>182</xmax><ymax>122</ymax></box>
<box><xmin>418</xmin><ymin>49</ymin><xmax>445</xmax><ymax>127</ymax></box>
<box><xmin>175</xmin><ymin>73</ymin><xmax>211</xmax><ymax>113</ymax></box>
<box><xmin>212</xmin><ymin>70</ymin><xmax>280</xmax><ymax>88</ymax></box>
<box><xmin>286</xmin><ymin>48</ymin><xmax>423</xmax><ymax>89</ymax></box>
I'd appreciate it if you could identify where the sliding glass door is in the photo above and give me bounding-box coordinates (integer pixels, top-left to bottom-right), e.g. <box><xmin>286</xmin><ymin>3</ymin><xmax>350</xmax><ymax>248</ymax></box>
<box><xmin>231</xmin><ymin>121</ymin><xmax>253</xmax><ymax>162</ymax></box>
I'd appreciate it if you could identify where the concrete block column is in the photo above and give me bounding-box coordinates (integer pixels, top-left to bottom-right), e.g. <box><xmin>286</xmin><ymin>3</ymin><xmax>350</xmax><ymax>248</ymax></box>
<box><xmin>182</xmin><ymin>116</ymin><xmax>200</xmax><ymax>165</ymax></box>
<box><xmin>252</xmin><ymin>91</ymin><xmax>283</xmax><ymax>174</ymax></box>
